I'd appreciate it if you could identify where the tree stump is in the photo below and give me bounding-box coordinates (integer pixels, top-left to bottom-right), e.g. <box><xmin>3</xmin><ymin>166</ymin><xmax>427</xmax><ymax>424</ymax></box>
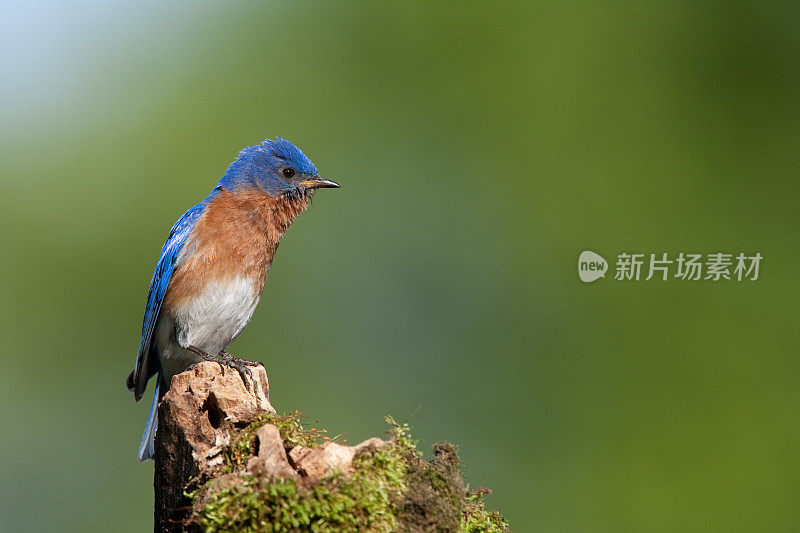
<box><xmin>153</xmin><ymin>362</ymin><xmax>274</xmax><ymax>531</ymax></box>
<box><xmin>150</xmin><ymin>361</ymin><xmax>509</xmax><ymax>532</ymax></box>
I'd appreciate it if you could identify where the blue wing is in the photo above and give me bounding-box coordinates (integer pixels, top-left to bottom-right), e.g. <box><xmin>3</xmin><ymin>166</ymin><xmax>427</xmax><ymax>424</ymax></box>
<box><xmin>127</xmin><ymin>200</ymin><xmax>210</xmax><ymax>401</ymax></box>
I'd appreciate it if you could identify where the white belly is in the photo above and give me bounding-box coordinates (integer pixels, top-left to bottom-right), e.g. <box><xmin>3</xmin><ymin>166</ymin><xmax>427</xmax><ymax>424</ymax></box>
<box><xmin>156</xmin><ymin>276</ymin><xmax>261</xmax><ymax>380</ymax></box>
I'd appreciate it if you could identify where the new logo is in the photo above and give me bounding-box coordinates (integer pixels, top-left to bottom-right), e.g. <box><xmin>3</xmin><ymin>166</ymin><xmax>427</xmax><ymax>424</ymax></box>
<box><xmin>578</xmin><ymin>250</ymin><xmax>608</xmax><ymax>282</ymax></box>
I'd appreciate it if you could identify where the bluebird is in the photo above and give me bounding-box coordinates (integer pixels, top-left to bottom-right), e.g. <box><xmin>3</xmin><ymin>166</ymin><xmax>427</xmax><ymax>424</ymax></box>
<box><xmin>127</xmin><ymin>138</ymin><xmax>339</xmax><ymax>461</ymax></box>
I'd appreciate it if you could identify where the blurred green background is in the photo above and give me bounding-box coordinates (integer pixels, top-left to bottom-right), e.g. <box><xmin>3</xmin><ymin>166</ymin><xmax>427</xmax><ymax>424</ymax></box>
<box><xmin>2</xmin><ymin>1</ymin><xmax>799</xmax><ymax>531</ymax></box>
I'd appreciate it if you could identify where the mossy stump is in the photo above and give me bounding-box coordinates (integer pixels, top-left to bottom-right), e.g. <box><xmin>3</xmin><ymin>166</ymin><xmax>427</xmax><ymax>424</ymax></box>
<box><xmin>152</xmin><ymin>362</ymin><xmax>509</xmax><ymax>532</ymax></box>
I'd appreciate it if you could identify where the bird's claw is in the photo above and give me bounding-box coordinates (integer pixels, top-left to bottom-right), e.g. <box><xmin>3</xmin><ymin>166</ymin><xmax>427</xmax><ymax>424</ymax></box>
<box><xmin>187</xmin><ymin>346</ymin><xmax>261</xmax><ymax>387</ymax></box>
<box><xmin>218</xmin><ymin>350</ymin><xmax>262</xmax><ymax>387</ymax></box>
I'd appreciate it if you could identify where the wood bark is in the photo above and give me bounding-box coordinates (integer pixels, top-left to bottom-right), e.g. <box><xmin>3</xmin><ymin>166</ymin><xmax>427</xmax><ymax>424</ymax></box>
<box><xmin>149</xmin><ymin>361</ymin><xmax>508</xmax><ymax>532</ymax></box>
<box><xmin>153</xmin><ymin>362</ymin><xmax>274</xmax><ymax>532</ymax></box>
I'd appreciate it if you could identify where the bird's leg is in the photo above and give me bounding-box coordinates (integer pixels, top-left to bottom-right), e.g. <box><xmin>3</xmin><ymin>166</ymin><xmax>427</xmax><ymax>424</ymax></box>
<box><xmin>187</xmin><ymin>345</ymin><xmax>219</xmax><ymax>363</ymax></box>
<box><xmin>187</xmin><ymin>345</ymin><xmax>254</xmax><ymax>385</ymax></box>
<box><xmin>219</xmin><ymin>351</ymin><xmax>269</xmax><ymax>398</ymax></box>
<box><xmin>217</xmin><ymin>350</ymin><xmax>261</xmax><ymax>382</ymax></box>
<box><xmin>218</xmin><ymin>350</ymin><xmax>261</xmax><ymax>367</ymax></box>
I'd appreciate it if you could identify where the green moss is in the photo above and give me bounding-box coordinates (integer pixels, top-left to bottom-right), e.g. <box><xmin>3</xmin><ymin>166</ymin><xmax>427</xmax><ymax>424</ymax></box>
<box><xmin>461</xmin><ymin>489</ymin><xmax>510</xmax><ymax>533</ymax></box>
<box><xmin>397</xmin><ymin>442</ymin><xmax>465</xmax><ymax>532</ymax></box>
<box><xmin>223</xmin><ymin>412</ymin><xmax>328</xmax><ymax>472</ymax></box>
<box><xmin>195</xmin><ymin>475</ymin><xmax>391</xmax><ymax>532</ymax></box>
<box><xmin>188</xmin><ymin>415</ymin><xmax>509</xmax><ymax>532</ymax></box>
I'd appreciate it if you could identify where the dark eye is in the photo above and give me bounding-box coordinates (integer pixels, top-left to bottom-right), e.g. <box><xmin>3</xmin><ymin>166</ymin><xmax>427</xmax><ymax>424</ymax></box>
<box><xmin>281</xmin><ymin>167</ymin><xmax>296</xmax><ymax>179</ymax></box>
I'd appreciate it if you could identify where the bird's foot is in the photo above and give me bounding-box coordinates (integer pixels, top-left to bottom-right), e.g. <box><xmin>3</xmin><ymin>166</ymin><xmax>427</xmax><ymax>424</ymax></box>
<box><xmin>186</xmin><ymin>345</ymin><xmax>223</xmax><ymax>372</ymax></box>
<box><xmin>187</xmin><ymin>346</ymin><xmax>266</xmax><ymax>396</ymax></box>
<box><xmin>219</xmin><ymin>351</ymin><xmax>269</xmax><ymax>399</ymax></box>
<box><xmin>219</xmin><ymin>350</ymin><xmax>261</xmax><ymax>368</ymax></box>
<box><xmin>217</xmin><ymin>350</ymin><xmax>262</xmax><ymax>384</ymax></box>
<box><xmin>186</xmin><ymin>346</ymin><xmax>253</xmax><ymax>384</ymax></box>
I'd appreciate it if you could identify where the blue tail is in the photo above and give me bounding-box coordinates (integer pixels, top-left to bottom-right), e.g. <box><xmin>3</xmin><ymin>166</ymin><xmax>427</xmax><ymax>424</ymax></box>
<box><xmin>137</xmin><ymin>373</ymin><xmax>162</xmax><ymax>462</ymax></box>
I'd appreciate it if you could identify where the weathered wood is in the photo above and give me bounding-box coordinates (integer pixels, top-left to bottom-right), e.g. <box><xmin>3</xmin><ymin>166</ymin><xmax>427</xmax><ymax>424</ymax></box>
<box><xmin>152</xmin><ymin>362</ymin><xmax>273</xmax><ymax>532</ymax></box>
<box><xmin>150</xmin><ymin>361</ymin><xmax>509</xmax><ymax>532</ymax></box>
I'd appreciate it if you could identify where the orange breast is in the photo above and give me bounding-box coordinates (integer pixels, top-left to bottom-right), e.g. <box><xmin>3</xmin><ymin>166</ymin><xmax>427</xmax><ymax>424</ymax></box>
<box><xmin>163</xmin><ymin>188</ymin><xmax>309</xmax><ymax>310</ymax></box>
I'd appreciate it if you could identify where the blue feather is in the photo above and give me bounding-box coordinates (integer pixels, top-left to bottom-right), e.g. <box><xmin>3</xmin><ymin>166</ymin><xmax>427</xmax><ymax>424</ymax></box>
<box><xmin>264</xmin><ymin>137</ymin><xmax>318</xmax><ymax>175</ymax></box>
<box><xmin>129</xmin><ymin>195</ymin><xmax>215</xmax><ymax>401</ymax></box>
<box><xmin>217</xmin><ymin>137</ymin><xmax>318</xmax><ymax>194</ymax></box>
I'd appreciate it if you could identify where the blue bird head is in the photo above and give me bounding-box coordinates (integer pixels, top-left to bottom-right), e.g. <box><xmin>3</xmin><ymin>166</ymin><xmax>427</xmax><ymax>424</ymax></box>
<box><xmin>217</xmin><ymin>138</ymin><xmax>339</xmax><ymax>197</ymax></box>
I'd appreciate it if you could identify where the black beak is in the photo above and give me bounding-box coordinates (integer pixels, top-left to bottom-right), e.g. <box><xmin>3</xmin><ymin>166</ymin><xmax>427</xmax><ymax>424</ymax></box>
<box><xmin>300</xmin><ymin>176</ymin><xmax>340</xmax><ymax>189</ymax></box>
